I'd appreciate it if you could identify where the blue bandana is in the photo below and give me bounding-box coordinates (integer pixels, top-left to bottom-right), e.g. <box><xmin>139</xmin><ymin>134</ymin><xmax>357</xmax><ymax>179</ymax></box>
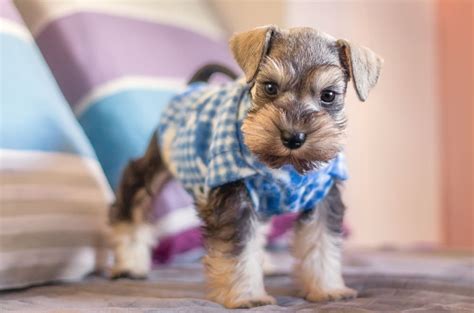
<box><xmin>157</xmin><ymin>80</ymin><xmax>348</xmax><ymax>217</ymax></box>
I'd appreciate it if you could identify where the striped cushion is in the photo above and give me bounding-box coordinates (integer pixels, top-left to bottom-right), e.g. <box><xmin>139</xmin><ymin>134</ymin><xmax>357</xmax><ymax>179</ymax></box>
<box><xmin>17</xmin><ymin>0</ymin><xmax>235</xmax><ymax>188</ymax></box>
<box><xmin>14</xmin><ymin>0</ymin><xmax>297</xmax><ymax>264</ymax></box>
<box><xmin>0</xmin><ymin>1</ymin><xmax>112</xmax><ymax>289</ymax></box>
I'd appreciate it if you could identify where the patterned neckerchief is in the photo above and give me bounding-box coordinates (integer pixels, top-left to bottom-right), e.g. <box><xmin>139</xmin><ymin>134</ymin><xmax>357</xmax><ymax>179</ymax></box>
<box><xmin>157</xmin><ymin>80</ymin><xmax>347</xmax><ymax>216</ymax></box>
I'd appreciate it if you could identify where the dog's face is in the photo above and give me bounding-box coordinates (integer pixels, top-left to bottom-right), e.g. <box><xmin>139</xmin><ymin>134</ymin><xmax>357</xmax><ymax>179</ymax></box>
<box><xmin>230</xmin><ymin>26</ymin><xmax>382</xmax><ymax>173</ymax></box>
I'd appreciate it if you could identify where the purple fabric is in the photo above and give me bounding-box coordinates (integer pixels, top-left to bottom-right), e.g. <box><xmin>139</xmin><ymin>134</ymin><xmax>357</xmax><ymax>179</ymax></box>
<box><xmin>34</xmin><ymin>12</ymin><xmax>238</xmax><ymax>107</ymax></box>
<box><xmin>153</xmin><ymin>227</ymin><xmax>202</xmax><ymax>264</ymax></box>
<box><xmin>151</xmin><ymin>178</ymin><xmax>193</xmax><ymax>221</ymax></box>
<box><xmin>268</xmin><ymin>214</ymin><xmax>298</xmax><ymax>242</ymax></box>
<box><xmin>0</xmin><ymin>0</ymin><xmax>23</xmax><ymax>23</ymax></box>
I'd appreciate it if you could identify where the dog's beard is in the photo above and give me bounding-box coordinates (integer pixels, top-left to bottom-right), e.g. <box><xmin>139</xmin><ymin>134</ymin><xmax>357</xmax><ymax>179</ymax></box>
<box><xmin>241</xmin><ymin>105</ymin><xmax>344</xmax><ymax>174</ymax></box>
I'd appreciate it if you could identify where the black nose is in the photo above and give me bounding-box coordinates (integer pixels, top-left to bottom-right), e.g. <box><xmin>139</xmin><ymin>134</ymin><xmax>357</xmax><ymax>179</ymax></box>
<box><xmin>281</xmin><ymin>131</ymin><xmax>306</xmax><ymax>149</ymax></box>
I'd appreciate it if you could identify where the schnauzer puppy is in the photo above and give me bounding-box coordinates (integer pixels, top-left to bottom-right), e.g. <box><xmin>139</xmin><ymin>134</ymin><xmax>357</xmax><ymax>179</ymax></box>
<box><xmin>109</xmin><ymin>25</ymin><xmax>382</xmax><ymax>308</ymax></box>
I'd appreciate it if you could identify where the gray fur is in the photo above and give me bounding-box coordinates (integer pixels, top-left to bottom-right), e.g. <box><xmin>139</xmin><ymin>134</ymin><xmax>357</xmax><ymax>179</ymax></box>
<box><xmin>198</xmin><ymin>181</ymin><xmax>257</xmax><ymax>256</ymax></box>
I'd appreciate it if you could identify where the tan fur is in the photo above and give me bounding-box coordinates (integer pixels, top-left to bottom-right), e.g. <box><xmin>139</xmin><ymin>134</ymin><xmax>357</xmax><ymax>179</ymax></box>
<box><xmin>204</xmin><ymin>220</ymin><xmax>275</xmax><ymax>309</ymax></box>
<box><xmin>337</xmin><ymin>39</ymin><xmax>383</xmax><ymax>101</ymax></box>
<box><xmin>110</xmin><ymin>222</ymin><xmax>155</xmax><ymax>278</ymax></box>
<box><xmin>293</xmin><ymin>205</ymin><xmax>357</xmax><ymax>301</ymax></box>
<box><xmin>229</xmin><ymin>25</ymin><xmax>278</xmax><ymax>83</ymax></box>
<box><xmin>242</xmin><ymin>104</ymin><xmax>344</xmax><ymax>173</ymax></box>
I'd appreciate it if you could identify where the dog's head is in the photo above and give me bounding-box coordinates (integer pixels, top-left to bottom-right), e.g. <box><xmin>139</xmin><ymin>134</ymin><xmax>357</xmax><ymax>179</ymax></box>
<box><xmin>230</xmin><ymin>26</ymin><xmax>382</xmax><ymax>173</ymax></box>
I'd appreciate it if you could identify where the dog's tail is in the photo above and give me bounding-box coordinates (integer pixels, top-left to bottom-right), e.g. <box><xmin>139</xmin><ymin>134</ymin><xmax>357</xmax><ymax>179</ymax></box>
<box><xmin>188</xmin><ymin>63</ymin><xmax>239</xmax><ymax>84</ymax></box>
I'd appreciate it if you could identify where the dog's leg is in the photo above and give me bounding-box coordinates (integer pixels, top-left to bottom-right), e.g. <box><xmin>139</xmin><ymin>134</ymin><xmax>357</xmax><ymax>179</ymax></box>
<box><xmin>109</xmin><ymin>133</ymin><xmax>171</xmax><ymax>279</ymax></box>
<box><xmin>199</xmin><ymin>181</ymin><xmax>275</xmax><ymax>308</ymax></box>
<box><xmin>293</xmin><ymin>182</ymin><xmax>357</xmax><ymax>302</ymax></box>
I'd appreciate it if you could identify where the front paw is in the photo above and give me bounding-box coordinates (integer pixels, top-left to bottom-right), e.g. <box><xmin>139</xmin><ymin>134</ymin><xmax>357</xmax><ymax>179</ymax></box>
<box><xmin>109</xmin><ymin>224</ymin><xmax>154</xmax><ymax>280</ymax></box>
<box><xmin>305</xmin><ymin>287</ymin><xmax>357</xmax><ymax>302</ymax></box>
<box><xmin>109</xmin><ymin>252</ymin><xmax>151</xmax><ymax>280</ymax></box>
<box><xmin>225</xmin><ymin>294</ymin><xmax>276</xmax><ymax>309</ymax></box>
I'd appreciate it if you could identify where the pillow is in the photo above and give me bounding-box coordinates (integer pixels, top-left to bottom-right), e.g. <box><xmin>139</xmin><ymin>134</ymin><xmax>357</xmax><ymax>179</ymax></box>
<box><xmin>14</xmin><ymin>0</ymin><xmax>296</xmax><ymax>263</ymax></box>
<box><xmin>0</xmin><ymin>0</ymin><xmax>112</xmax><ymax>289</ymax></box>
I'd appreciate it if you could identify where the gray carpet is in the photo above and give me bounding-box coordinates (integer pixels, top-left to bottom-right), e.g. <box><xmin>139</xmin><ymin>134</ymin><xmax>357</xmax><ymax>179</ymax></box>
<box><xmin>1</xmin><ymin>249</ymin><xmax>473</xmax><ymax>312</ymax></box>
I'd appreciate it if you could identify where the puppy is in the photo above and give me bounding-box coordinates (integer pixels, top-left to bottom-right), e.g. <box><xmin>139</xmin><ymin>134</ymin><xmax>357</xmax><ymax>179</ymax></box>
<box><xmin>109</xmin><ymin>25</ymin><xmax>382</xmax><ymax>308</ymax></box>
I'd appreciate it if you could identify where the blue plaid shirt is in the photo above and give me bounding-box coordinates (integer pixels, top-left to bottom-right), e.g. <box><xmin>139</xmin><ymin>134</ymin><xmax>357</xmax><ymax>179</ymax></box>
<box><xmin>157</xmin><ymin>80</ymin><xmax>348</xmax><ymax>216</ymax></box>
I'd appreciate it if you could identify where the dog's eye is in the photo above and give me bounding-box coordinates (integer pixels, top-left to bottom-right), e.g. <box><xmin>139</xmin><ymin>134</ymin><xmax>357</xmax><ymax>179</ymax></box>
<box><xmin>264</xmin><ymin>82</ymin><xmax>278</xmax><ymax>96</ymax></box>
<box><xmin>320</xmin><ymin>89</ymin><xmax>336</xmax><ymax>104</ymax></box>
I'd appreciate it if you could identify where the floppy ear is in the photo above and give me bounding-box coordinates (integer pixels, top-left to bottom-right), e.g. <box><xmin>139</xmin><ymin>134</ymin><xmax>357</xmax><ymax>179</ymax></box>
<box><xmin>337</xmin><ymin>39</ymin><xmax>383</xmax><ymax>102</ymax></box>
<box><xmin>229</xmin><ymin>25</ymin><xmax>278</xmax><ymax>84</ymax></box>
